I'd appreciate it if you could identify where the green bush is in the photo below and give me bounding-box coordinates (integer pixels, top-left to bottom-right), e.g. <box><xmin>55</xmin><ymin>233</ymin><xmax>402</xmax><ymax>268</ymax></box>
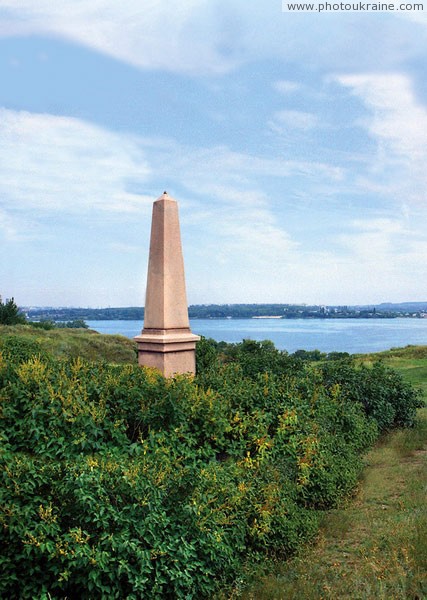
<box><xmin>29</xmin><ymin>320</ymin><xmax>57</xmax><ymax>330</ymax></box>
<box><xmin>0</xmin><ymin>335</ymin><xmax>48</xmax><ymax>364</ymax></box>
<box><xmin>56</xmin><ymin>319</ymin><xmax>89</xmax><ymax>329</ymax></box>
<box><xmin>220</xmin><ymin>339</ymin><xmax>302</xmax><ymax>378</ymax></box>
<box><xmin>292</xmin><ymin>349</ymin><xmax>326</xmax><ymax>361</ymax></box>
<box><xmin>0</xmin><ymin>336</ymin><xmax>422</xmax><ymax>598</ymax></box>
<box><xmin>319</xmin><ymin>360</ymin><xmax>423</xmax><ymax>430</ymax></box>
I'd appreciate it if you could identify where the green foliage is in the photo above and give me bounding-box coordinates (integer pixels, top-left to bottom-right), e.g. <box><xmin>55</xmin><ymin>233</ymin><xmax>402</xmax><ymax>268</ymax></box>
<box><xmin>216</xmin><ymin>338</ymin><xmax>303</xmax><ymax>378</ymax></box>
<box><xmin>0</xmin><ymin>297</ymin><xmax>26</xmax><ymax>325</ymax></box>
<box><xmin>0</xmin><ymin>335</ymin><xmax>48</xmax><ymax>364</ymax></box>
<box><xmin>0</xmin><ymin>334</ymin><xmax>423</xmax><ymax>598</ymax></box>
<box><xmin>319</xmin><ymin>360</ymin><xmax>424</xmax><ymax>429</ymax></box>
<box><xmin>29</xmin><ymin>320</ymin><xmax>57</xmax><ymax>330</ymax></box>
<box><xmin>28</xmin><ymin>319</ymin><xmax>89</xmax><ymax>331</ymax></box>
<box><xmin>195</xmin><ymin>336</ymin><xmax>220</xmax><ymax>373</ymax></box>
<box><xmin>292</xmin><ymin>349</ymin><xmax>351</xmax><ymax>362</ymax></box>
<box><xmin>292</xmin><ymin>349</ymin><xmax>326</xmax><ymax>361</ymax></box>
<box><xmin>56</xmin><ymin>319</ymin><xmax>89</xmax><ymax>329</ymax></box>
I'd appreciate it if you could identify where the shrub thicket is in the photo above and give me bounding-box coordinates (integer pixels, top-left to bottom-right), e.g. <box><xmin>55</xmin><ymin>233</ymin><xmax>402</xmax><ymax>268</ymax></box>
<box><xmin>0</xmin><ymin>336</ymin><xmax>423</xmax><ymax>598</ymax></box>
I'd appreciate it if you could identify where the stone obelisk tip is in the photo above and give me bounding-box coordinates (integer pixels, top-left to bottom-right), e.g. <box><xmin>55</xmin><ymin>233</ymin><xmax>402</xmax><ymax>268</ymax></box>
<box><xmin>158</xmin><ymin>190</ymin><xmax>176</xmax><ymax>202</ymax></box>
<box><xmin>135</xmin><ymin>192</ymin><xmax>200</xmax><ymax>377</ymax></box>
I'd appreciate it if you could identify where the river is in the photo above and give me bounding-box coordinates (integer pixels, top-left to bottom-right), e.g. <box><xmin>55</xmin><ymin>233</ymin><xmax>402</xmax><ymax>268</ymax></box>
<box><xmin>86</xmin><ymin>318</ymin><xmax>427</xmax><ymax>354</ymax></box>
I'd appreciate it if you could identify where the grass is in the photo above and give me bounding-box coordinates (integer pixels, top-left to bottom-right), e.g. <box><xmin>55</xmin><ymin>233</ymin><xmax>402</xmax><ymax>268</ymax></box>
<box><xmin>357</xmin><ymin>345</ymin><xmax>427</xmax><ymax>399</ymax></box>
<box><xmin>241</xmin><ymin>346</ymin><xmax>427</xmax><ymax>600</ymax></box>
<box><xmin>0</xmin><ymin>324</ymin><xmax>138</xmax><ymax>364</ymax></box>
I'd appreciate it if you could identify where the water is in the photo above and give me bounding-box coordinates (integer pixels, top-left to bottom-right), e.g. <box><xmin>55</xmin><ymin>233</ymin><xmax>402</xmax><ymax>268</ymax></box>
<box><xmin>86</xmin><ymin>318</ymin><xmax>427</xmax><ymax>354</ymax></box>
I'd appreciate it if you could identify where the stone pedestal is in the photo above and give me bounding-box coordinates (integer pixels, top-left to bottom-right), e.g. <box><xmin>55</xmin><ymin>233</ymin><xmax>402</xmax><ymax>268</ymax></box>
<box><xmin>135</xmin><ymin>192</ymin><xmax>200</xmax><ymax>377</ymax></box>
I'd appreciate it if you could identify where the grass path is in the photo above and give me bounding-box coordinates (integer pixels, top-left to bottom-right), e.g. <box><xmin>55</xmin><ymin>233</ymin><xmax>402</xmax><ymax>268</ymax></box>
<box><xmin>243</xmin><ymin>350</ymin><xmax>427</xmax><ymax>600</ymax></box>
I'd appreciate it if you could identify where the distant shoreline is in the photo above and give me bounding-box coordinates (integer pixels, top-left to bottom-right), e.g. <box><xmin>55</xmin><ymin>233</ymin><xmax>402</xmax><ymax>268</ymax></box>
<box><xmin>23</xmin><ymin>302</ymin><xmax>427</xmax><ymax>323</ymax></box>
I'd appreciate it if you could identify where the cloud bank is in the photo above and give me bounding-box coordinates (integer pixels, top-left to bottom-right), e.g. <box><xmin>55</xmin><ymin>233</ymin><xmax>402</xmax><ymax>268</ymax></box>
<box><xmin>1</xmin><ymin>1</ymin><xmax>427</xmax><ymax>74</ymax></box>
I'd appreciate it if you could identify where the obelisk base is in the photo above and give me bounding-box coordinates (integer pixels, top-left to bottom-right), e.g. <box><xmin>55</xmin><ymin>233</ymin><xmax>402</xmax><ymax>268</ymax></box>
<box><xmin>135</xmin><ymin>329</ymin><xmax>200</xmax><ymax>377</ymax></box>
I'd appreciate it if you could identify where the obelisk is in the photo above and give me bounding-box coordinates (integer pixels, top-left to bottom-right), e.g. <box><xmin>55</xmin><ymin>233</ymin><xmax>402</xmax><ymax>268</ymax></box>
<box><xmin>135</xmin><ymin>192</ymin><xmax>200</xmax><ymax>377</ymax></box>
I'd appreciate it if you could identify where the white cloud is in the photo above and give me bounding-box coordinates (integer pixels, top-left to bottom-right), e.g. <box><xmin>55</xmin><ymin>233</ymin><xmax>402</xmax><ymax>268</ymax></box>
<box><xmin>1</xmin><ymin>105</ymin><xmax>425</xmax><ymax>306</ymax></box>
<box><xmin>1</xmin><ymin>1</ymin><xmax>427</xmax><ymax>75</ymax></box>
<box><xmin>0</xmin><ymin>106</ymin><xmax>344</xmax><ymax>247</ymax></box>
<box><xmin>269</xmin><ymin>109</ymin><xmax>318</xmax><ymax>132</ymax></box>
<box><xmin>338</xmin><ymin>218</ymin><xmax>403</xmax><ymax>257</ymax></box>
<box><xmin>336</xmin><ymin>73</ymin><xmax>427</xmax><ymax>205</ymax></box>
<box><xmin>337</xmin><ymin>73</ymin><xmax>427</xmax><ymax>158</ymax></box>
<box><xmin>0</xmin><ymin>207</ymin><xmax>21</xmax><ymax>240</ymax></box>
<box><xmin>399</xmin><ymin>11</ymin><xmax>427</xmax><ymax>27</ymax></box>
<box><xmin>0</xmin><ymin>108</ymin><xmax>152</xmax><ymax>221</ymax></box>
<box><xmin>158</xmin><ymin>144</ymin><xmax>344</xmax><ymax>188</ymax></box>
<box><xmin>0</xmin><ymin>0</ymin><xmax>234</xmax><ymax>74</ymax></box>
<box><xmin>352</xmin><ymin>219</ymin><xmax>403</xmax><ymax>234</ymax></box>
<box><xmin>273</xmin><ymin>80</ymin><xmax>301</xmax><ymax>95</ymax></box>
<box><xmin>109</xmin><ymin>242</ymin><xmax>140</xmax><ymax>254</ymax></box>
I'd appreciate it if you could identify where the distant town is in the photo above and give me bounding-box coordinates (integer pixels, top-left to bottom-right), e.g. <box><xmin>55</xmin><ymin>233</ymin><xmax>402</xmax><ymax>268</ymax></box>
<box><xmin>23</xmin><ymin>302</ymin><xmax>427</xmax><ymax>322</ymax></box>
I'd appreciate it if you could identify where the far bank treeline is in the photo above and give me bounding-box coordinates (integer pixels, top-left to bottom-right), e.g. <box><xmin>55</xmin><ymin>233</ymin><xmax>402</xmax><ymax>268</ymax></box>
<box><xmin>0</xmin><ymin>326</ymin><xmax>424</xmax><ymax>599</ymax></box>
<box><xmin>24</xmin><ymin>301</ymin><xmax>427</xmax><ymax>322</ymax></box>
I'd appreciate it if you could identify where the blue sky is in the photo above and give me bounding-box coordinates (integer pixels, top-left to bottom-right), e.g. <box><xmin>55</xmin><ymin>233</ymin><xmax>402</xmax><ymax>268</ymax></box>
<box><xmin>1</xmin><ymin>1</ymin><xmax>426</xmax><ymax>307</ymax></box>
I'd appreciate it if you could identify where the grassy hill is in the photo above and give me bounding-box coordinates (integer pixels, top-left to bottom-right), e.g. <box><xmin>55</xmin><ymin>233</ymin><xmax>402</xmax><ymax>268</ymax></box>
<box><xmin>0</xmin><ymin>324</ymin><xmax>137</xmax><ymax>364</ymax></box>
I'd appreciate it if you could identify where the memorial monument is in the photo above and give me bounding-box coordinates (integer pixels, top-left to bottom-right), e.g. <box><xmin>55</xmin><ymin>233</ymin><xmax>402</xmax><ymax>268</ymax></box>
<box><xmin>135</xmin><ymin>192</ymin><xmax>200</xmax><ymax>376</ymax></box>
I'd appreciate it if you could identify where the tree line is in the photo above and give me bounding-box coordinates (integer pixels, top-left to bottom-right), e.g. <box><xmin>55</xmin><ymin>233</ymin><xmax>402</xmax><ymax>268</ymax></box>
<box><xmin>0</xmin><ymin>297</ymin><xmax>87</xmax><ymax>329</ymax></box>
<box><xmin>24</xmin><ymin>302</ymin><xmax>427</xmax><ymax>322</ymax></box>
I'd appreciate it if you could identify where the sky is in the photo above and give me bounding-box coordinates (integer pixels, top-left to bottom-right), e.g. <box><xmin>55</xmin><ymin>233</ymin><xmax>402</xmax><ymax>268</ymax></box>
<box><xmin>0</xmin><ymin>1</ymin><xmax>426</xmax><ymax>308</ymax></box>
